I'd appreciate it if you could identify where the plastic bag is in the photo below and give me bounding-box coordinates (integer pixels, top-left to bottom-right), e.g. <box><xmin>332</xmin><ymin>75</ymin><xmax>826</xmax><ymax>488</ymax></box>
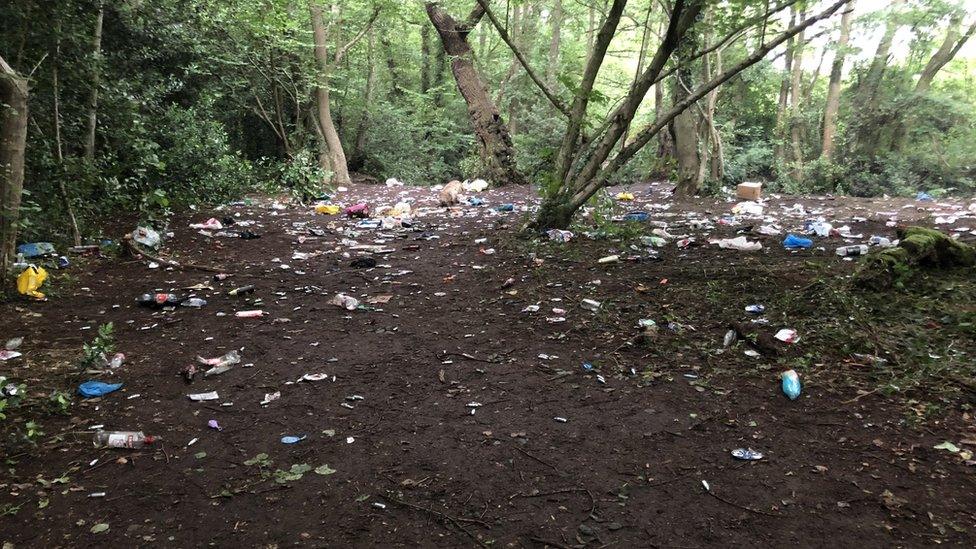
<box><xmin>132</xmin><ymin>226</ymin><xmax>161</xmax><ymax>249</ymax></box>
<box><xmin>314</xmin><ymin>204</ymin><xmax>341</xmax><ymax>215</ymax></box>
<box><xmin>615</xmin><ymin>192</ymin><xmax>635</xmax><ymax>201</ymax></box>
<box><xmin>78</xmin><ymin>381</ymin><xmax>123</xmax><ymax>398</ymax></box>
<box><xmin>16</xmin><ymin>242</ymin><xmax>56</xmax><ymax>258</ymax></box>
<box><xmin>17</xmin><ymin>265</ymin><xmax>48</xmax><ymax>300</ymax></box>
<box><xmin>782</xmin><ymin>234</ymin><xmax>812</xmax><ymax>249</ymax></box>
<box><xmin>781</xmin><ymin>370</ymin><xmax>801</xmax><ymax>400</ymax></box>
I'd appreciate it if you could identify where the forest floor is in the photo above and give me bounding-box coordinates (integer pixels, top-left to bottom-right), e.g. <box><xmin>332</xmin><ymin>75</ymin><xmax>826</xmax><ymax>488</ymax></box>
<box><xmin>2</xmin><ymin>181</ymin><xmax>976</xmax><ymax>548</ymax></box>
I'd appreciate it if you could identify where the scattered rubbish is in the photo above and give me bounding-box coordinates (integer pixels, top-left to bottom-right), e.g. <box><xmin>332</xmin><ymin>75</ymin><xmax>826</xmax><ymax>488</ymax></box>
<box><xmin>615</xmin><ymin>192</ymin><xmax>635</xmax><ymax>201</ymax></box>
<box><xmin>553</xmin><ymin>417</ymin><xmax>568</xmax><ymax>423</ymax></box>
<box><xmin>227</xmin><ymin>285</ymin><xmax>255</xmax><ymax>296</ymax></box>
<box><xmin>495</xmin><ymin>203</ymin><xmax>514</xmax><ymax>212</ymax></box>
<box><xmin>190</xmin><ymin>218</ymin><xmax>222</xmax><ymax>230</ymax></box>
<box><xmin>934</xmin><ymin>441</ymin><xmax>961</xmax><ymax>453</ymax></box>
<box><xmin>181</xmin><ymin>297</ymin><xmax>207</xmax><ymax>308</ymax></box>
<box><xmin>200</xmin><ymin>350</ymin><xmax>241</xmax><ymax>377</ymax></box>
<box><xmin>745</xmin><ymin>304</ymin><xmax>765</xmax><ymax>315</ymax></box>
<box><xmin>710</xmin><ymin>236</ymin><xmax>762</xmax><ymax>251</ymax></box>
<box><xmin>16</xmin><ymin>242</ymin><xmax>56</xmax><ymax>258</ymax></box>
<box><xmin>0</xmin><ymin>350</ymin><xmax>22</xmax><ymax>361</ymax></box>
<box><xmin>723</xmin><ymin>329</ymin><xmax>737</xmax><ymax>347</ymax></box>
<box><xmin>261</xmin><ymin>391</ymin><xmax>281</xmax><ymax>405</ymax></box>
<box><xmin>736</xmin><ymin>182</ymin><xmax>762</xmax><ymax>200</ymax></box>
<box><xmin>188</xmin><ymin>391</ymin><xmax>219</xmax><ymax>402</ymax></box>
<box><xmin>281</xmin><ymin>435</ymin><xmax>307</xmax><ymax>444</ymax></box>
<box><xmin>93</xmin><ymin>431</ymin><xmax>157</xmax><ymax>449</ymax></box>
<box><xmin>547</xmin><ymin>229</ymin><xmax>574</xmax><ymax>243</ymax></box>
<box><xmin>17</xmin><ymin>265</ymin><xmax>48</xmax><ymax>300</ymax></box>
<box><xmin>78</xmin><ymin>381</ymin><xmax>123</xmax><ymax>398</ymax></box>
<box><xmin>869</xmin><ymin>235</ymin><xmax>894</xmax><ymax>248</ymax></box>
<box><xmin>207</xmin><ymin>419</ymin><xmax>222</xmax><ymax>431</ymax></box>
<box><xmin>235</xmin><ymin>310</ymin><xmax>265</xmax><ymax>318</ymax></box>
<box><xmin>774</xmin><ymin>328</ymin><xmax>799</xmax><ymax>343</ymax></box>
<box><xmin>302</xmin><ymin>373</ymin><xmax>330</xmax><ymax>382</ymax></box>
<box><xmin>781</xmin><ymin>370</ymin><xmax>802</xmax><ymax>400</ymax></box>
<box><xmin>131</xmin><ymin>226</ymin><xmax>161</xmax><ymax>249</ymax></box>
<box><xmin>598</xmin><ymin>255</ymin><xmax>619</xmax><ymax>264</ymax></box>
<box><xmin>622</xmin><ymin>211</ymin><xmax>648</xmax><ymax>222</ymax></box>
<box><xmin>137</xmin><ymin>293</ymin><xmax>182</xmax><ymax>308</ymax></box>
<box><xmin>314</xmin><ymin>204</ymin><xmax>341</xmax><ymax>215</ymax></box>
<box><xmin>732</xmin><ymin>201</ymin><xmax>764</xmax><ymax>216</ymax></box>
<box><xmin>463</xmin><ymin>178</ymin><xmax>488</xmax><ymax>192</ymax></box>
<box><xmin>345</xmin><ymin>203</ymin><xmax>370</xmax><ymax>218</ymax></box>
<box><xmin>835</xmin><ymin>245</ymin><xmax>868</xmax><ymax>257</ymax></box>
<box><xmin>330</xmin><ymin>293</ymin><xmax>360</xmax><ymax>310</ymax></box>
<box><xmin>782</xmin><ymin>234</ymin><xmax>812</xmax><ymax>249</ymax></box>
<box><xmin>916</xmin><ymin>191</ymin><xmax>934</xmax><ymax>201</ymax></box>
<box><xmin>581</xmin><ymin>298</ymin><xmax>601</xmax><ymax>312</ymax></box>
<box><xmin>731</xmin><ymin>448</ymin><xmax>764</xmax><ymax>461</ymax></box>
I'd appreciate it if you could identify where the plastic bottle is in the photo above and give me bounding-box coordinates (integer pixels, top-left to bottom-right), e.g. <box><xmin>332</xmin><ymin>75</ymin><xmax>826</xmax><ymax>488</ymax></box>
<box><xmin>93</xmin><ymin>430</ymin><xmax>157</xmax><ymax>449</ymax></box>
<box><xmin>137</xmin><ymin>293</ymin><xmax>182</xmax><ymax>308</ymax></box>
<box><xmin>180</xmin><ymin>298</ymin><xmax>207</xmax><ymax>308</ymax></box>
<box><xmin>227</xmin><ymin>285</ymin><xmax>255</xmax><ymax>296</ymax></box>
<box><xmin>835</xmin><ymin>245</ymin><xmax>868</xmax><ymax>257</ymax></box>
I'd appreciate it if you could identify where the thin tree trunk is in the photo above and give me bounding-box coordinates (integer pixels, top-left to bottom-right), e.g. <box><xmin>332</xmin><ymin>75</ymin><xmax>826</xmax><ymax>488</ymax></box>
<box><xmin>425</xmin><ymin>2</ymin><xmax>525</xmax><ymax>185</ymax></box>
<box><xmin>705</xmin><ymin>40</ymin><xmax>724</xmax><ymax>181</ymax></box>
<box><xmin>789</xmin><ymin>11</ymin><xmax>806</xmax><ymax>181</ymax></box>
<box><xmin>0</xmin><ymin>62</ymin><xmax>29</xmax><ymax>271</ymax></box>
<box><xmin>350</xmin><ymin>29</ymin><xmax>376</xmax><ymax>172</ymax></box>
<box><xmin>52</xmin><ymin>29</ymin><xmax>82</xmax><ymax>246</ymax></box>
<box><xmin>84</xmin><ymin>1</ymin><xmax>104</xmax><ymax>162</ymax></box>
<box><xmin>820</xmin><ymin>4</ymin><xmax>852</xmax><ymax>161</ymax></box>
<box><xmin>421</xmin><ymin>23</ymin><xmax>431</xmax><ymax>94</ymax></box>
<box><xmin>546</xmin><ymin>0</ymin><xmax>562</xmax><ymax>87</ymax></box>
<box><xmin>774</xmin><ymin>8</ymin><xmax>796</xmax><ymax>169</ymax></box>
<box><xmin>380</xmin><ymin>35</ymin><xmax>405</xmax><ymax>99</ymax></box>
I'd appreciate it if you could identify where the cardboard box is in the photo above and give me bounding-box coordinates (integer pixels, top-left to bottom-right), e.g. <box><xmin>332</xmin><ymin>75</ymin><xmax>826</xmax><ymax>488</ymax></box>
<box><xmin>737</xmin><ymin>182</ymin><xmax>762</xmax><ymax>200</ymax></box>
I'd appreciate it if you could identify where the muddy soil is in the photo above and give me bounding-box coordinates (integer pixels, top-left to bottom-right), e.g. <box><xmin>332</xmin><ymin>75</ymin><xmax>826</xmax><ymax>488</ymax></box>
<box><xmin>1</xmin><ymin>182</ymin><xmax>975</xmax><ymax>548</ymax></box>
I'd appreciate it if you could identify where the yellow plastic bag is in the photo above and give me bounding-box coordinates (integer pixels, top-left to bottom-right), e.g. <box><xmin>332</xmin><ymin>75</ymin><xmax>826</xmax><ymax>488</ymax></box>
<box><xmin>615</xmin><ymin>192</ymin><xmax>635</xmax><ymax>201</ymax></box>
<box><xmin>17</xmin><ymin>265</ymin><xmax>48</xmax><ymax>300</ymax></box>
<box><xmin>314</xmin><ymin>204</ymin><xmax>341</xmax><ymax>215</ymax></box>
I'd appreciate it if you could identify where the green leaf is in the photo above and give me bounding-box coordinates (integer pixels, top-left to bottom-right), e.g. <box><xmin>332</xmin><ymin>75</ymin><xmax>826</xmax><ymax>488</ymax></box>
<box><xmin>194</xmin><ymin>452</ymin><xmax>207</xmax><ymax>459</ymax></box>
<box><xmin>243</xmin><ymin>453</ymin><xmax>270</xmax><ymax>467</ymax></box>
<box><xmin>38</xmin><ymin>499</ymin><xmax>49</xmax><ymax>509</ymax></box>
<box><xmin>314</xmin><ymin>464</ymin><xmax>336</xmax><ymax>476</ymax></box>
<box><xmin>90</xmin><ymin>523</ymin><xmax>109</xmax><ymax>534</ymax></box>
<box><xmin>934</xmin><ymin>441</ymin><xmax>960</xmax><ymax>453</ymax></box>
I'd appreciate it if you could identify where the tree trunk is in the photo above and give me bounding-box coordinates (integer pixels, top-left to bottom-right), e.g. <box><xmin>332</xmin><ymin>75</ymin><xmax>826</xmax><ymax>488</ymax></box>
<box><xmin>84</xmin><ymin>1</ymin><xmax>104</xmax><ymax>162</ymax></box>
<box><xmin>546</xmin><ymin>0</ymin><xmax>562</xmax><ymax>87</ymax></box>
<box><xmin>889</xmin><ymin>16</ymin><xmax>974</xmax><ymax>151</ymax></box>
<box><xmin>0</xmin><ymin>69</ymin><xmax>29</xmax><ymax>271</ymax></box>
<box><xmin>53</xmin><ymin>28</ymin><xmax>82</xmax><ymax>246</ymax></box>
<box><xmin>380</xmin><ymin>35</ymin><xmax>405</xmax><ymax>99</ymax></box>
<box><xmin>350</xmin><ymin>30</ymin><xmax>376</xmax><ymax>172</ymax></box>
<box><xmin>421</xmin><ymin>23</ymin><xmax>431</xmax><ymax>94</ymax></box>
<box><xmin>789</xmin><ymin>11</ymin><xmax>806</xmax><ymax>182</ymax></box>
<box><xmin>425</xmin><ymin>2</ymin><xmax>525</xmax><ymax>185</ymax></box>
<box><xmin>854</xmin><ymin>0</ymin><xmax>902</xmax><ymax>156</ymax></box>
<box><xmin>310</xmin><ymin>3</ymin><xmax>351</xmax><ymax>187</ymax></box>
<box><xmin>820</xmin><ymin>4</ymin><xmax>852</xmax><ymax>161</ymax></box>
<box><xmin>672</xmin><ymin>30</ymin><xmax>701</xmax><ymax>197</ymax></box>
<box><xmin>653</xmin><ymin>79</ymin><xmax>674</xmax><ymax>177</ymax></box>
<box><xmin>705</xmin><ymin>45</ymin><xmax>724</xmax><ymax>181</ymax></box>
<box><xmin>774</xmin><ymin>8</ymin><xmax>797</xmax><ymax>169</ymax></box>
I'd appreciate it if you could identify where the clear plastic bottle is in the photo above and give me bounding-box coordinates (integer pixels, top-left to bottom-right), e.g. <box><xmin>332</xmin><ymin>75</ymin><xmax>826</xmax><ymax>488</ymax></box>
<box><xmin>93</xmin><ymin>431</ymin><xmax>157</xmax><ymax>449</ymax></box>
<box><xmin>835</xmin><ymin>245</ymin><xmax>869</xmax><ymax>257</ymax></box>
<box><xmin>180</xmin><ymin>298</ymin><xmax>207</xmax><ymax>308</ymax></box>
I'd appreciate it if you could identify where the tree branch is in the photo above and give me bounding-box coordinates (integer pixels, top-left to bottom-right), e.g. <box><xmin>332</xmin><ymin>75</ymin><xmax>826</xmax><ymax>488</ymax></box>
<box><xmin>475</xmin><ymin>0</ymin><xmax>570</xmax><ymax>117</ymax></box>
<box><xmin>0</xmin><ymin>53</ymin><xmax>16</xmax><ymax>75</ymax></box>
<box><xmin>571</xmin><ymin>0</ymin><xmax>853</xmax><ymax>205</ymax></box>
<box><xmin>335</xmin><ymin>7</ymin><xmax>381</xmax><ymax>63</ymax></box>
<box><xmin>459</xmin><ymin>3</ymin><xmax>487</xmax><ymax>35</ymax></box>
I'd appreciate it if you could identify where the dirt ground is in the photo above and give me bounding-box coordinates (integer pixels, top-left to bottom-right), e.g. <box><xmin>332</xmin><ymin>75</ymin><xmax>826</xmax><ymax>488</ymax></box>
<box><xmin>2</xmin><ymin>181</ymin><xmax>976</xmax><ymax>548</ymax></box>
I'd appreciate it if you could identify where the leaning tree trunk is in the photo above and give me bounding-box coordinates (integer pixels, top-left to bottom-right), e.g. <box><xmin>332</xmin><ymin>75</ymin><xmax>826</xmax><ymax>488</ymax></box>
<box><xmin>820</xmin><ymin>4</ymin><xmax>852</xmax><ymax>161</ymax></box>
<box><xmin>1</xmin><ymin>69</ymin><xmax>29</xmax><ymax>271</ymax></box>
<box><xmin>310</xmin><ymin>3</ymin><xmax>351</xmax><ymax>187</ymax></box>
<box><xmin>426</xmin><ymin>2</ymin><xmax>526</xmax><ymax>186</ymax></box>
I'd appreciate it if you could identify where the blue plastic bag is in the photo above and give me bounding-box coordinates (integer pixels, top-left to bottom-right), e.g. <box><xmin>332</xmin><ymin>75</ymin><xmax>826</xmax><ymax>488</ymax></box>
<box><xmin>622</xmin><ymin>211</ymin><xmax>649</xmax><ymax>222</ymax></box>
<box><xmin>16</xmin><ymin>242</ymin><xmax>56</xmax><ymax>258</ymax></box>
<box><xmin>78</xmin><ymin>381</ymin><xmax>123</xmax><ymax>398</ymax></box>
<box><xmin>495</xmin><ymin>204</ymin><xmax>515</xmax><ymax>212</ymax></box>
<box><xmin>783</xmin><ymin>234</ymin><xmax>812</xmax><ymax>249</ymax></box>
<box><xmin>915</xmin><ymin>191</ymin><xmax>933</xmax><ymax>201</ymax></box>
<box><xmin>468</xmin><ymin>197</ymin><xmax>485</xmax><ymax>206</ymax></box>
<box><xmin>781</xmin><ymin>370</ymin><xmax>801</xmax><ymax>400</ymax></box>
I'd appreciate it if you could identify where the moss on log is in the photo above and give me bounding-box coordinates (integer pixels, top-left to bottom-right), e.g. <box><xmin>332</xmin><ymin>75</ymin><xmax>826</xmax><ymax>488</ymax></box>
<box><xmin>855</xmin><ymin>226</ymin><xmax>975</xmax><ymax>289</ymax></box>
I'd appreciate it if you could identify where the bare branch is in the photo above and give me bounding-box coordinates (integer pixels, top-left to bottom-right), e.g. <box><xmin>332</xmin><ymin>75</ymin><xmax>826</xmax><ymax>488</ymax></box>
<box><xmin>572</xmin><ymin>0</ymin><xmax>853</xmax><ymax>205</ymax></box>
<box><xmin>475</xmin><ymin>0</ymin><xmax>570</xmax><ymax>117</ymax></box>
<box><xmin>335</xmin><ymin>7</ymin><xmax>381</xmax><ymax>63</ymax></box>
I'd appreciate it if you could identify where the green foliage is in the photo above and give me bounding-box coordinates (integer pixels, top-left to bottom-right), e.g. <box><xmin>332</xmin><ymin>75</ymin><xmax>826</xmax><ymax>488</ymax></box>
<box><xmin>80</xmin><ymin>322</ymin><xmax>115</xmax><ymax>370</ymax></box>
